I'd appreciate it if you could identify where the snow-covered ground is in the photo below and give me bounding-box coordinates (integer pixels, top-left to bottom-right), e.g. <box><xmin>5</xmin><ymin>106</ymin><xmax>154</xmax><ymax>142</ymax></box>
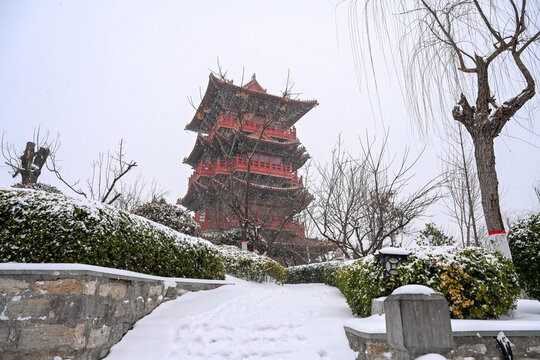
<box><xmin>105</xmin><ymin>274</ymin><xmax>540</xmax><ymax>360</ymax></box>
<box><xmin>105</xmin><ymin>276</ymin><xmax>357</xmax><ymax>360</ymax></box>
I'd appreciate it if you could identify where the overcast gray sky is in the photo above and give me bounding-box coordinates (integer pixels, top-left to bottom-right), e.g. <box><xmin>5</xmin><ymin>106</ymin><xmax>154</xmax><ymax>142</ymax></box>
<box><xmin>1</xmin><ymin>0</ymin><xmax>538</xmax><ymax>236</ymax></box>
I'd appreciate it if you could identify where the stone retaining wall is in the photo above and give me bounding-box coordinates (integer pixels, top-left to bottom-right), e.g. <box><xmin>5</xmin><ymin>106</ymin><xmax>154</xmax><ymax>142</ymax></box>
<box><xmin>0</xmin><ymin>264</ymin><xmax>230</xmax><ymax>360</ymax></box>
<box><xmin>344</xmin><ymin>327</ymin><xmax>540</xmax><ymax>360</ymax></box>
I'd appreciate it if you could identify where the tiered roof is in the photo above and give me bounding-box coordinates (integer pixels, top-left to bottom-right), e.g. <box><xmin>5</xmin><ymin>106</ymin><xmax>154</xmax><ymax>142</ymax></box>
<box><xmin>185</xmin><ymin>74</ymin><xmax>318</xmax><ymax>133</ymax></box>
<box><xmin>183</xmin><ymin>131</ymin><xmax>309</xmax><ymax>170</ymax></box>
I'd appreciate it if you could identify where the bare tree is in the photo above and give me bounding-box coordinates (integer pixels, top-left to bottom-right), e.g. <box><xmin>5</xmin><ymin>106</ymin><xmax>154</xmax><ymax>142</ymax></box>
<box><xmin>308</xmin><ymin>134</ymin><xmax>440</xmax><ymax>258</ymax></box>
<box><xmin>441</xmin><ymin>123</ymin><xmax>485</xmax><ymax>247</ymax></box>
<box><xmin>347</xmin><ymin>0</ymin><xmax>540</xmax><ymax>258</ymax></box>
<box><xmin>49</xmin><ymin>139</ymin><xmax>137</xmax><ymax>205</ymax></box>
<box><xmin>1</xmin><ymin>128</ymin><xmax>59</xmax><ymax>184</ymax></box>
<box><xmin>115</xmin><ymin>178</ymin><xmax>169</xmax><ymax>212</ymax></box>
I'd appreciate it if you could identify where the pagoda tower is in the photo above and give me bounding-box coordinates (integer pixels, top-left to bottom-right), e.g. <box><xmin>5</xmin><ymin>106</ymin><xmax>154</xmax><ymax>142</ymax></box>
<box><xmin>180</xmin><ymin>73</ymin><xmax>318</xmax><ymax>255</ymax></box>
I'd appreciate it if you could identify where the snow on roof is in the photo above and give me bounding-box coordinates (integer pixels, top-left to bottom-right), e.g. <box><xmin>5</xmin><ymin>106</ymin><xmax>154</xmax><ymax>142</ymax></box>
<box><xmin>391</xmin><ymin>284</ymin><xmax>436</xmax><ymax>295</ymax></box>
<box><xmin>376</xmin><ymin>247</ymin><xmax>410</xmax><ymax>256</ymax></box>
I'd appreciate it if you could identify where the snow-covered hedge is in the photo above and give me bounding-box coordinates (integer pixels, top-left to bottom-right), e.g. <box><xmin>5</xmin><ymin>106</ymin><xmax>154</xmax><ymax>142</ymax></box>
<box><xmin>219</xmin><ymin>245</ymin><xmax>287</xmax><ymax>283</ymax></box>
<box><xmin>286</xmin><ymin>261</ymin><xmax>345</xmax><ymax>287</ymax></box>
<box><xmin>12</xmin><ymin>182</ymin><xmax>62</xmax><ymax>194</ymax></box>
<box><xmin>509</xmin><ymin>213</ymin><xmax>540</xmax><ymax>299</ymax></box>
<box><xmin>0</xmin><ymin>189</ymin><xmax>225</xmax><ymax>280</ymax></box>
<box><xmin>132</xmin><ymin>199</ymin><xmax>201</xmax><ymax>237</ymax></box>
<box><xmin>339</xmin><ymin>247</ymin><xmax>520</xmax><ymax>319</ymax></box>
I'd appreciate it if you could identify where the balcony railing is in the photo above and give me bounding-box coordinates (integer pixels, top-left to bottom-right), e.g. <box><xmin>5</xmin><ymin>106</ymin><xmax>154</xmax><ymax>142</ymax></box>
<box><xmin>195</xmin><ymin>211</ymin><xmax>305</xmax><ymax>237</ymax></box>
<box><xmin>188</xmin><ymin>156</ymin><xmax>303</xmax><ymax>187</ymax></box>
<box><xmin>217</xmin><ymin>113</ymin><xmax>296</xmax><ymax>140</ymax></box>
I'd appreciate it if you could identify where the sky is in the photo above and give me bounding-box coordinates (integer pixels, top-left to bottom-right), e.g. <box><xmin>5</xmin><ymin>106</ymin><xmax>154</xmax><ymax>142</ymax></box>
<box><xmin>0</xmin><ymin>0</ymin><xmax>538</xmax><ymax>238</ymax></box>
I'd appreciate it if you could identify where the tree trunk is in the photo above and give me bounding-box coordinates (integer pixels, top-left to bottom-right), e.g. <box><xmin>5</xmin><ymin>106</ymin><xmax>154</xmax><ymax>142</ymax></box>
<box><xmin>19</xmin><ymin>142</ymin><xmax>49</xmax><ymax>184</ymax></box>
<box><xmin>472</xmin><ymin>135</ymin><xmax>512</xmax><ymax>259</ymax></box>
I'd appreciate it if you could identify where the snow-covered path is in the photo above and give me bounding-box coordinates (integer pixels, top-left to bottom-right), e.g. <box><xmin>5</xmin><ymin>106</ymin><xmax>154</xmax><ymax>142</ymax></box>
<box><xmin>105</xmin><ymin>277</ymin><xmax>357</xmax><ymax>360</ymax></box>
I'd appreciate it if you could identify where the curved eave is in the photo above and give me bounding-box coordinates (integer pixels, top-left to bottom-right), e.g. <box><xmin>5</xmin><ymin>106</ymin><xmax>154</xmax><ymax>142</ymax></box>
<box><xmin>186</xmin><ymin>74</ymin><xmax>318</xmax><ymax>133</ymax></box>
<box><xmin>183</xmin><ymin>135</ymin><xmax>205</xmax><ymax>167</ymax></box>
<box><xmin>178</xmin><ymin>181</ymin><xmax>208</xmax><ymax>210</ymax></box>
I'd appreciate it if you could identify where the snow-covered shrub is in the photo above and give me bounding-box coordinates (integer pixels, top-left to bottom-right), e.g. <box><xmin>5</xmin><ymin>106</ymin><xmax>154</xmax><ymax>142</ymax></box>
<box><xmin>337</xmin><ymin>256</ymin><xmax>386</xmax><ymax>317</ymax></box>
<box><xmin>132</xmin><ymin>199</ymin><xmax>201</xmax><ymax>237</ymax></box>
<box><xmin>509</xmin><ymin>213</ymin><xmax>540</xmax><ymax>299</ymax></box>
<box><xmin>219</xmin><ymin>245</ymin><xmax>287</xmax><ymax>283</ymax></box>
<box><xmin>0</xmin><ymin>189</ymin><xmax>224</xmax><ymax>280</ymax></box>
<box><xmin>12</xmin><ymin>182</ymin><xmax>62</xmax><ymax>194</ymax></box>
<box><xmin>339</xmin><ymin>247</ymin><xmax>520</xmax><ymax>319</ymax></box>
<box><xmin>286</xmin><ymin>261</ymin><xmax>345</xmax><ymax>286</ymax></box>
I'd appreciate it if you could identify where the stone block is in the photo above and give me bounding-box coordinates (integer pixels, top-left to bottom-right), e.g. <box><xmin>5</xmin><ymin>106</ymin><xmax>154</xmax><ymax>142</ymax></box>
<box><xmin>371</xmin><ymin>296</ymin><xmax>386</xmax><ymax>315</ymax></box>
<box><xmin>99</xmin><ymin>280</ymin><xmax>128</xmax><ymax>300</ymax></box>
<box><xmin>84</xmin><ymin>280</ymin><xmax>97</xmax><ymax>296</ymax></box>
<box><xmin>0</xmin><ymin>325</ymin><xmax>15</xmax><ymax>344</ymax></box>
<box><xmin>527</xmin><ymin>344</ymin><xmax>540</xmax><ymax>355</ymax></box>
<box><xmin>0</xmin><ymin>279</ymin><xmax>29</xmax><ymax>294</ymax></box>
<box><xmin>52</xmin><ymin>298</ymin><xmax>83</xmax><ymax>323</ymax></box>
<box><xmin>6</xmin><ymin>298</ymin><xmax>50</xmax><ymax>319</ymax></box>
<box><xmin>148</xmin><ymin>284</ymin><xmax>163</xmax><ymax>298</ymax></box>
<box><xmin>34</xmin><ymin>279</ymin><xmax>85</xmax><ymax>295</ymax></box>
<box><xmin>384</xmin><ymin>292</ymin><xmax>453</xmax><ymax>359</ymax></box>
<box><xmin>88</xmin><ymin>326</ymin><xmax>111</xmax><ymax>348</ymax></box>
<box><xmin>20</xmin><ymin>323</ymin><xmax>86</xmax><ymax>351</ymax></box>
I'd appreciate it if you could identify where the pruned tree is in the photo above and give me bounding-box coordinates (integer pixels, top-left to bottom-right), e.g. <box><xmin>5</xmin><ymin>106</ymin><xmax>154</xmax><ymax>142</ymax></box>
<box><xmin>441</xmin><ymin>123</ymin><xmax>485</xmax><ymax>247</ymax></box>
<box><xmin>308</xmin><ymin>134</ymin><xmax>440</xmax><ymax>258</ymax></box>
<box><xmin>347</xmin><ymin>0</ymin><xmax>540</xmax><ymax>259</ymax></box>
<box><xmin>1</xmin><ymin>128</ymin><xmax>59</xmax><ymax>184</ymax></box>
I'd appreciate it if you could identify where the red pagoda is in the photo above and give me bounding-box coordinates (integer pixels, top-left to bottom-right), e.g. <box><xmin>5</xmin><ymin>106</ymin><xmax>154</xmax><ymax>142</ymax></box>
<box><xmin>180</xmin><ymin>73</ymin><xmax>323</xmax><ymax>262</ymax></box>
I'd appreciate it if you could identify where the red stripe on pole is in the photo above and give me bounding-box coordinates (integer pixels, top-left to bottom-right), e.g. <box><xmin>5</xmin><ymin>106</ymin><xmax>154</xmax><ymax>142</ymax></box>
<box><xmin>488</xmin><ymin>230</ymin><xmax>506</xmax><ymax>235</ymax></box>
<box><xmin>242</xmin><ymin>240</ymin><xmax>247</xmax><ymax>243</ymax></box>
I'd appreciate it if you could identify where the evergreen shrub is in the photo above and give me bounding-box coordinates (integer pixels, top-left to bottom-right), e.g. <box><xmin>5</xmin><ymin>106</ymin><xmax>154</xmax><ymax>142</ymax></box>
<box><xmin>219</xmin><ymin>245</ymin><xmax>287</xmax><ymax>283</ymax></box>
<box><xmin>286</xmin><ymin>261</ymin><xmax>345</xmax><ymax>287</ymax></box>
<box><xmin>338</xmin><ymin>247</ymin><xmax>520</xmax><ymax>319</ymax></box>
<box><xmin>509</xmin><ymin>213</ymin><xmax>540</xmax><ymax>299</ymax></box>
<box><xmin>12</xmin><ymin>182</ymin><xmax>62</xmax><ymax>194</ymax></box>
<box><xmin>132</xmin><ymin>199</ymin><xmax>201</xmax><ymax>237</ymax></box>
<box><xmin>0</xmin><ymin>189</ymin><xmax>224</xmax><ymax>280</ymax></box>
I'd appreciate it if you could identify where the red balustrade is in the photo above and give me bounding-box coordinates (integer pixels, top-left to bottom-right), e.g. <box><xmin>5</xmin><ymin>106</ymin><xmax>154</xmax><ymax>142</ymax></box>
<box><xmin>188</xmin><ymin>156</ymin><xmax>305</xmax><ymax>186</ymax></box>
<box><xmin>195</xmin><ymin>211</ymin><xmax>305</xmax><ymax>237</ymax></box>
<box><xmin>217</xmin><ymin>113</ymin><xmax>296</xmax><ymax>140</ymax></box>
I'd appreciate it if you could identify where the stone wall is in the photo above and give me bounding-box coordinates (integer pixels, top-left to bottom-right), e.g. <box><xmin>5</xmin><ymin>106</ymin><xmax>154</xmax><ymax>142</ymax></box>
<box><xmin>0</xmin><ymin>264</ymin><xmax>229</xmax><ymax>360</ymax></box>
<box><xmin>344</xmin><ymin>327</ymin><xmax>540</xmax><ymax>360</ymax></box>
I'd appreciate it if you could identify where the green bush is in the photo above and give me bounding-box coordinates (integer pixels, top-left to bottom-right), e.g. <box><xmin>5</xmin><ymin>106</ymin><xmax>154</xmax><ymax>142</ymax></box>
<box><xmin>219</xmin><ymin>245</ymin><xmax>287</xmax><ymax>283</ymax></box>
<box><xmin>0</xmin><ymin>189</ymin><xmax>224</xmax><ymax>280</ymax></box>
<box><xmin>12</xmin><ymin>182</ymin><xmax>62</xmax><ymax>194</ymax></box>
<box><xmin>337</xmin><ymin>256</ymin><xmax>386</xmax><ymax>317</ymax></box>
<box><xmin>509</xmin><ymin>213</ymin><xmax>540</xmax><ymax>299</ymax></box>
<box><xmin>132</xmin><ymin>198</ymin><xmax>201</xmax><ymax>237</ymax></box>
<box><xmin>338</xmin><ymin>247</ymin><xmax>520</xmax><ymax>319</ymax></box>
<box><xmin>286</xmin><ymin>261</ymin><xmax>345</xmax><ymax>287</ymax></box>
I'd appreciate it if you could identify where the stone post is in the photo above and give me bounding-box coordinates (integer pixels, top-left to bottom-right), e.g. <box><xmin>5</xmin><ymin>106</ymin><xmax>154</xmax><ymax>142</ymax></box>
<box><xmin>384</xmin><ymin>286</ymin><xmax>453</xmax><ymax>359</ymax></box>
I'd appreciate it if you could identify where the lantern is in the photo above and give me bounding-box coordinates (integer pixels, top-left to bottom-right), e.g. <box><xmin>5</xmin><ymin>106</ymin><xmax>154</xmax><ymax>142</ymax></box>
<box><xmin>375</xmin><ymin>247</ymin><xmax>410</xmax><ymax>278</ymax></box>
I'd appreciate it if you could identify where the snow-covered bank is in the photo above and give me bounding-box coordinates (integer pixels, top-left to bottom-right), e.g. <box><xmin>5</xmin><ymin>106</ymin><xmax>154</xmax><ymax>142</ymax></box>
<box><xmin>105</xmin><ymin>277</ymin><xmax>356</xmax><ymax>360</ymax></box>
